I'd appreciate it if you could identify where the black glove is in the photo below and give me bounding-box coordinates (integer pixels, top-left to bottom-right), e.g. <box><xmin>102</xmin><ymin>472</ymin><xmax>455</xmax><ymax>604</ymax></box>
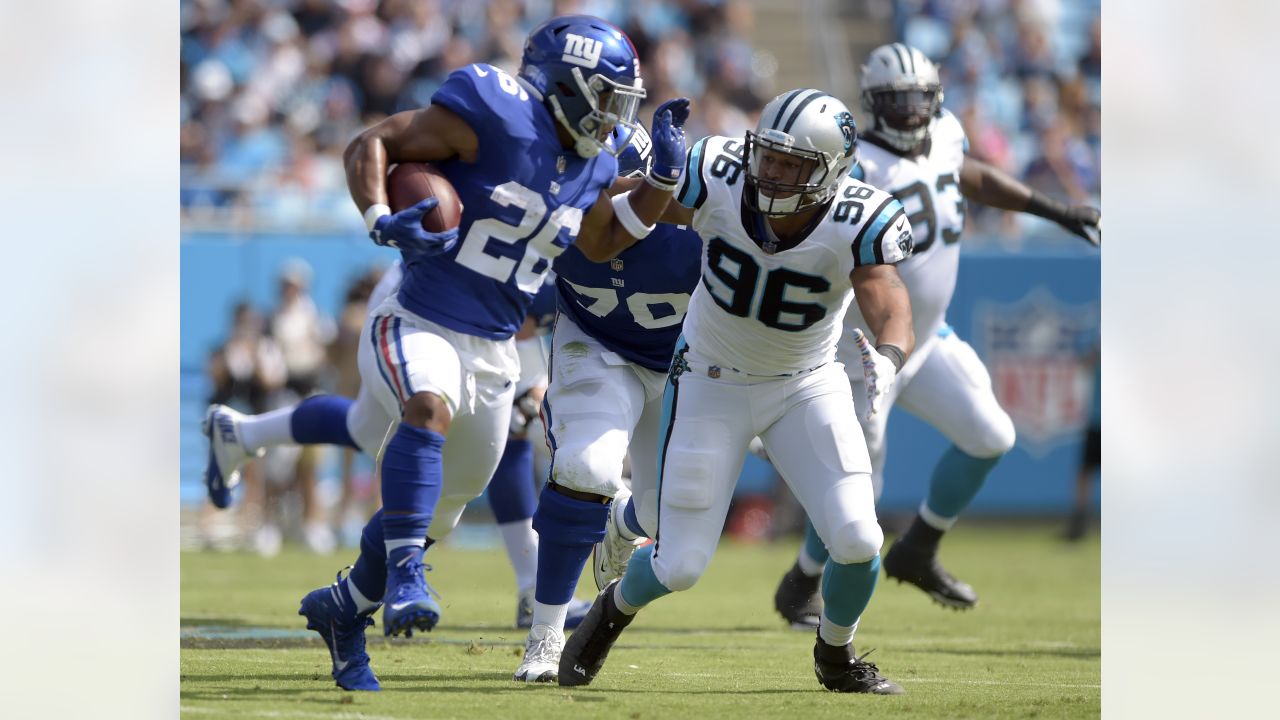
<box><xmin>1026</xmin><ymin>192</ymin><xmax>1101</xmax><ymax>246</ymax></box>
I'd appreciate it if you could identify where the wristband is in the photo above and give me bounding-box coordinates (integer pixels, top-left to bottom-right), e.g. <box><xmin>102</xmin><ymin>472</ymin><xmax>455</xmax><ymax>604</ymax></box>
<box><xmin>645</xmin><ymin>171</ymin><xmax>679</xmax><ymax>192</ymax></box>
<box><xmin>875</xmin><ymin>344</ymin><xmax>905</xmax><ymax>374</ymax></box>
<box><xmin>1024</xmin><ymin>192</ymin><xmax>1068</xmax><ymax>224</ymax></box>
<box><xmin>364</xmin><ymin>203</ymin><xmax>392</xmax><ymax>233</ymax></box>
<box><xmin>611</xmin><ymin>191</ymin><xmax>656</xmax><ymax>239</ymax></box>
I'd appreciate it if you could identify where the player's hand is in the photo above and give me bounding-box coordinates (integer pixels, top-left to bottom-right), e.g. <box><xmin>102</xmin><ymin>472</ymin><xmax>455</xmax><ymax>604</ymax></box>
<box><xmin>648</xmin><ymin>97</ymin><xmax>690</xmax><ymax>189</ymax></box>
<box><xmin>370</xmin><ymin>198</ymin><xmax>459</xmax><ymax>257</ymax></box>
<box><xmin>1059</xmin><ymin>205</ymin><xmax>1101</xmax><ymax>247</ymax></box>
<box><xmin>852</xmin><ymin>328</ymin><xmax>897</xmax><ymax>420</ymax></box>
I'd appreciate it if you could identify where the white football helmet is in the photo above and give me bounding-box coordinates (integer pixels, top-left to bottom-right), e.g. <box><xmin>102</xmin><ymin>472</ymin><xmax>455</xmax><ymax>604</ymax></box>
<box><xmin>860</xmin><ymin>43</ymin><xmax>943</xmax><ymax>153</ymax></box>
<box><xmin>744</xmin><ymin>89</ymin><xmax>858</xmax><ymax>216</ymax></box>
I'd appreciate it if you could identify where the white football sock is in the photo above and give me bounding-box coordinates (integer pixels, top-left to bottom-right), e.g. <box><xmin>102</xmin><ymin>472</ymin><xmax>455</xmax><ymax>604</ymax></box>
<box><xmin>797</xmin><ymin>546</ymin><xmax>826</xmax><ymax>577</ymax></box>
<box><xmin>531</xmin><ymin>601</ymin><xmax>569</xmax><ymax>631</ymax></box>
<box><xmin>498</xmin><ymin>519</ymin><xmax>539</xmax><ymax>594</ymax></box>
<box><xmin>612</xmin><ymin>582</ymin><xmax>641</xmax><ymax>615</ymax></box>
<box><xmin>818</xmin><ymin>615</ymin><xmax>859</xmax><ymax>648</ymax></box>
<box><xmin>237</xmin><ymin>405</ymin><xmax>297</xmax><ymax>452</ymax></box>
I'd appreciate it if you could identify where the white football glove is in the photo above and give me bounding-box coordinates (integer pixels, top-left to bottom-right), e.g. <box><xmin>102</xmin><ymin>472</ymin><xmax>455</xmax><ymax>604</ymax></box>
<box><xmin>852</xmin><ymin>328</ymin><xmax>898</xmax><ymax>420</ymax></box>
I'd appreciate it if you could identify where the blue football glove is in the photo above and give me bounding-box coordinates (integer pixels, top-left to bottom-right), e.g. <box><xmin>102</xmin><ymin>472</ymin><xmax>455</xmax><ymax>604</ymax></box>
<box><xmin>648</xmin><ymin>97</ymin><xmax>690</xmax><ymax>190</ymax></box>
<box><xmin>369</xmin><ymin>198</ymin><xmax>459</xmax><ymax>257</ymax></box>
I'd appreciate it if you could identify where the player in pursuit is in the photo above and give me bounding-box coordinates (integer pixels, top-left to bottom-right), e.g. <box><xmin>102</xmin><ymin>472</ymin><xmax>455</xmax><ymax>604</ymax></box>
<box><xmin>773</xmin><ymin>43</ymin><xmax>1102</xmax><ymax>623</ymax></box>
<box><xmin>242</xmin><ymin>15</ymin><xmax>689</xmax><ymax>691</ymax></box>
<box><xmin>512</xmin><ymin>123</ymin><xmax>703</xmax><ymax>683</ymax></box>
<box><xmin>559</xmin><ymin>89</ymin><xmax>915</xmax><ymax>694</ymax></box>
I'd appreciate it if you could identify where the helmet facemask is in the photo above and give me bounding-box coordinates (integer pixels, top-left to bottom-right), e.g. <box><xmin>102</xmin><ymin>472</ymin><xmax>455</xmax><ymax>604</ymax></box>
<box><xmin>743</xmin><ymin>128</ymin><xmax>838</xmax><ymax>217</ymax></box>
<box><xmin>865</xmin><ymin>85</ymin><xmax>942</xmax><ymax>152</ymax></box>
<box><xmin>548</xmin><ymin>67</ymin><xmax>646</xmax><ymax>159</ymax></box>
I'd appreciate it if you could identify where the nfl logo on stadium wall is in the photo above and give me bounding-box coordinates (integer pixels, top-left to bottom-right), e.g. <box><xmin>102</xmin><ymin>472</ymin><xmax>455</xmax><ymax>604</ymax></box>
<box><xmin>974</xmin><ymin>288</ymin><xmax>1099</xmax><ymax>458</ymax></box>
<box><xmin>562</xmin><ymin>34</ymin><xmax>602</xmax><ymax>68</ymax></box>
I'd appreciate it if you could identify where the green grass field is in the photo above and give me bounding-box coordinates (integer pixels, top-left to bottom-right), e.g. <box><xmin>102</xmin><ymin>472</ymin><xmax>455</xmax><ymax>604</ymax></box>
<box><xmin>181</xmin><ymin>523</ymin><xmax>1099</xmax><ymax>719</ymax></box>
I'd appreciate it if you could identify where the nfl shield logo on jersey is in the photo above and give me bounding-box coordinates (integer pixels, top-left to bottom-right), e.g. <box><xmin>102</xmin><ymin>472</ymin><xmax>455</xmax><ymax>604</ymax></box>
<box><xmin>610</xmin><ymin>258</ymin><xmax>624</xmax><ymax>271</ymax></box>
<box><xmin>975</xmin><ymin>289</ymin><xmax>1099</xmax><ymax>457</ymax></box>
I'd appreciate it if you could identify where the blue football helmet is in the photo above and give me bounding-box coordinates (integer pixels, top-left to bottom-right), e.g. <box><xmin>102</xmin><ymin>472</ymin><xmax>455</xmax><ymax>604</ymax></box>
<box><xmin>519</xmin><ymin>14</ymin><xmax>646</xmax><ymax>159</ymax></box>
<box><xmin>613</xmin><ymin>122</ymin><xmax>653</xmax><ymax>178</ymax></box>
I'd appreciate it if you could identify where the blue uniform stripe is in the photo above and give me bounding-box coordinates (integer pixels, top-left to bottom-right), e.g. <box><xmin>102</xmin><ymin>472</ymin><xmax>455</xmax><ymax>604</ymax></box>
<box><xmin>849</xmin><ymin>162</ymin><xmax>865</xmax><ymax>181</ymax></box>
<box><xmin>855</xmin><ymin>199</ymin><xmax>899</xmax><ymax>266</ymax></box>
<box><xmin>391</xmin><ymin>317</ymin><xmax>415</xmax><ymax>397</ymax></box>
<box><xmin>369</xmin><ymin>317</ymin><xmax>403</xmax><ymax>410</ymax></box>
<box><xmin>677</xmin><ymin>138</ymin><xmax>708</xmax><ymax>209</ymax></box>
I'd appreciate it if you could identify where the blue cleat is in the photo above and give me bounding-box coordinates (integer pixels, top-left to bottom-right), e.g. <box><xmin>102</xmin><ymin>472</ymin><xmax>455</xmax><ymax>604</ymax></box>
<box><xmin>382</xmin><ymin>548</ymin><xmax>442</xmax><ymax>637</ymax></box>
<box><xmin>516</xmin><ymin>589</ymin><xmax>593</xmax><ymax>630</ymax></box>
<box><xmin>298</xmin><ymin>570</ymin><xmax>381</xmax><ymax>691</ymax></box>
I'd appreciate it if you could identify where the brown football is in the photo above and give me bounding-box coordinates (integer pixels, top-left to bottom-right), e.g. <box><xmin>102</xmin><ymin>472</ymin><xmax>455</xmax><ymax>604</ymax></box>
<box><xmin>385</xmin><ymin>162</ymin><xmax>463</xmax><ymax>233</ymax></box>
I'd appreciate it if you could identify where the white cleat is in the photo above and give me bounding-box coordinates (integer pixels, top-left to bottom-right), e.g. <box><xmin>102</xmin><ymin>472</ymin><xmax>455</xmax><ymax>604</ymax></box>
<box><xmin>513</xmin><ymin>623</ymin><xmax>564</xmax><ymax>683</ymax></box>
<box><xmin>201</xmin><ymin>404</ymin><xmax>263</xmax><ymax>509</ymax></box>
<box><xmin>593</xmin><ymin>488</ymin><xmax>645</xmax><ymax>591</ymax></box>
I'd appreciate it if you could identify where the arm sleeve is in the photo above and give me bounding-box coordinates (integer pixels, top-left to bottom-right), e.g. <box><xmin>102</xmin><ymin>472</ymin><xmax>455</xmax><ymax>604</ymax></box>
<box><xmin>852</xmin><ymin>197</ymin><xmax>912</xmax><ymax>267</ymax></box>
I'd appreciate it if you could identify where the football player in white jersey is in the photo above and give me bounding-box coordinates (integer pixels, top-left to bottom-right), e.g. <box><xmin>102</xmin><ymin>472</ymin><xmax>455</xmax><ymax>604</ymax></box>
<box><xmin>773</xmin><ymin>43</ymin><xmax>1101</xmax><ymax>622</ymax></box>
<box><xmin>559</xmin><ymin>89</ymin><xmax>915</xmax><ymax>695</ymax></box>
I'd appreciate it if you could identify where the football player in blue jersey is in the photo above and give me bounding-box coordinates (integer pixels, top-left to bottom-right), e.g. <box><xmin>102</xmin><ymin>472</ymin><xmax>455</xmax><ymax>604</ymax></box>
<box><xmin>203</xmin><ymin>266</ymin><xmax>596</xmax><ymax>630</ymax></box>
<box><xmin>204</xmin><ymin>15</ymin><xmax>690</xmax><ymax>692</ymax></box>
<box><xmin>512</xmin><ymin>123</ymin><xmax>705</xmax><ymax>683</ymax></box>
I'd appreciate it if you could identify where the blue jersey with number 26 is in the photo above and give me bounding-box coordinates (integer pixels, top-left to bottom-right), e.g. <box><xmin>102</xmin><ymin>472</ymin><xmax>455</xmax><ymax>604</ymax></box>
<box><xmin>395</xmin><ymin>63</ymin><xmax>618</xmax><ymax>340</ymax></box>
<box><xmin>554</xmin><ymin>223</ymin><xmax>703</xmax><ymax>372</ymax></box>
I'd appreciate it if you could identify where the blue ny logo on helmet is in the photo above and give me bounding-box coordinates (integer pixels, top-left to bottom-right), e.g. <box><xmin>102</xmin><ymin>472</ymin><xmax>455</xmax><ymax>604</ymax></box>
<box><xmin>612</xmin><ymin>123</ymin><xmax>653</xmax><ymax>178</ymax></box>
<box><xmin>519</xmin><ymin>15</ymin><xmax>646</xmax><ymax>159</ymax></box>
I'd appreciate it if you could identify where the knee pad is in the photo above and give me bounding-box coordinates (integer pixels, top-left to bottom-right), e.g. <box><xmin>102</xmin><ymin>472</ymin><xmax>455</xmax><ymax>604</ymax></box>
<box><xmin>531</xmin><ymin>484</ymin><xmax>610</xmax><ymax>546</ymax></box>
<box><xmin>827</xmin><ymin>519</ymin><xmax>884</xmax><ymax>565</ymax></box>
<box><xmin>653</xmin><ymin>546</ymin><xmax>710</xmax><ymax>592</ymax></box>
<box><xmin>549</xmin><ymin>439</ymin><xmax>625</xmax><ymax>496</ymax></box>
<box><xmin>961</xmin><ymin>410</ymin><xmax>1017</xmax><ymax>459</ymax></box>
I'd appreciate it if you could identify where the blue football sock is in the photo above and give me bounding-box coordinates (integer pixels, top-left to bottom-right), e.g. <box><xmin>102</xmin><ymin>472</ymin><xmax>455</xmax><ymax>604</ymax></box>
<box><xmin>821</xmin><ymin>555</ymin><xmax>881</xmax><ymax>627</ymax></box>
<box><xmin>487</xmin><ymin>439</ymin><xmax>536</xmax><ymax>524</ymax></box>
<box><xmin>530</xmin><ymin>486</ymin><xmax>609</xmax><ymax>605</ymax></box>
<box><xmin>924</xmin><ymin>445</ymin><xmax>1002</xmax><ymax>522</ymax></box>
<box><xmin>347</xmin><ymin>509</ymin><xmax>387</xmax><ymax>604</ymax></box>
<box><xmin>380</xmin><ymin>423</ymin><xmax>445</xmax><ymax>554</ymax></box>
<box><xmin>290</xmin><ymin>394</ymin><xmax>359</xmax><ymax>449</ymax></box>
<box><xmin>622</xmin><ymin>497</ymin><xmax>647</xmax><ymax>539</ymax></box>
<box><xmin>618</xmin><ymin>544</ymin><xmax>672</xmax><ymax>609</ymax></box>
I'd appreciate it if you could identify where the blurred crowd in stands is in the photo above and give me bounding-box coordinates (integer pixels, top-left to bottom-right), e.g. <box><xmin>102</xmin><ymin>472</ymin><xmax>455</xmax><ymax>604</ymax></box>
<box><xmin>181</xmin><ymin>0</ymin><xmax>1099</xmax><ymax>244</ymax></box>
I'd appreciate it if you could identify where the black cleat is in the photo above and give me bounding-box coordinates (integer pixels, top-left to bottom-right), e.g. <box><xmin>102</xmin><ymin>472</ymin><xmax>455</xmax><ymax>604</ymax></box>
<box><xmin>558</xmin><ymin>580</ymin><xmax>635</xmax><ymax>687</ymax></box>
<box><xmin>813</xmin><ymin>637</ymin><xmax>904</xmax><ymax>694</ymax></box>
<box><xmin>774</xmin><ymin>562</ymin><xmax>822</xmax><ymax>629</ymax></box>
<box><xmin>883</xmin><ymin>539</ymin><xmax>978</xmax><ymax>609</ymax></box>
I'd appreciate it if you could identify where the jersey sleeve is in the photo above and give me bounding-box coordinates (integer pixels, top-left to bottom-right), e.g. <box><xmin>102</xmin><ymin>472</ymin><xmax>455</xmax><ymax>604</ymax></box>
<box><xmin>936</xmin><ymin>109</ymin><xmax>969</xmax><ymax>155</ymax></box>
<box><xmin>851</xmin><ymin>194</ymin><xmax>913</xmax><ymax>267</ymax></box>
<box><xmin>431</xmin><ymin>64</ymin><xmax>530</xmax><ymax>143</ymax></box>
<box><xmin>675</xmin><ymin>135</ymin><xmax>713</xmax><ymax>210</ymax></box>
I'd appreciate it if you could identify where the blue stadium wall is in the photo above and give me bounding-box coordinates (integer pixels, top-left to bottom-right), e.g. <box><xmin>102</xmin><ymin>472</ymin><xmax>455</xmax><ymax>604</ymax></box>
<box><xmin>181</xmin><ymin>232</ymin><xmax>1100</xmax><ymax>514</ymax></box>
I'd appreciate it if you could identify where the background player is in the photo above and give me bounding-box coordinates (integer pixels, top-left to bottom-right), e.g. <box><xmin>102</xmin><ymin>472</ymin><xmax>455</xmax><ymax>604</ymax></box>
<box><xmin>217</xmin><ymin>15</ymin><xmax>691</xmax><ymax>692</ymax></box>
<box><xmin>559</xmin><ymin>89</ymin><xmax>914</xmax><ymax>695</ymax></box>
<box><xmin>773</xmin><ymin>44</ymin><xmax>1102</xmax><ymax>624</ymax></box>
<box><xmin>513</xmin><ymin>124</ymin><xmax>703</xmax><ymax>683</ymax></box>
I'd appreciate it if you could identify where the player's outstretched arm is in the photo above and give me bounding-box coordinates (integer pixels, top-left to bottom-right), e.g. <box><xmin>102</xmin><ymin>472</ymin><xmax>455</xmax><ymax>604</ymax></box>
<box><xmin>959</xmin><ymin>156</ymin><xmax>1101</xmax><ymax>246</ymax></box>
<box><xmin>576</xmin><ymin>99</ymin><xmax>690</xmax><ymax>261</ymax></box>
<box><xmin>346</xmin><ymin>106</ymin><xmax>479</xmax><ymax>255</ymax></box>
<box><xmin>605</xmin><ymin>175</ymin><xmax>695</xmax><ymax>225</ymax></box>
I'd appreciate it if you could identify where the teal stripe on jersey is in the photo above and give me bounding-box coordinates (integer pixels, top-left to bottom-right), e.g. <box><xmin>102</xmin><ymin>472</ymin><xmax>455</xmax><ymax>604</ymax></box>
<box><xmin>677</xmin><ymin>139</ymin><xmax>708</xmax><ymax>209</ymax></box>
<box><xmin>849</xmin><ymin>162</ymin><xmax>866</xmax><ymax>181</ymax></box>
<box><xmin>859</xmin><ymin>203</ymin><xmax>898</xmax><ymax>266</ymax></box>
